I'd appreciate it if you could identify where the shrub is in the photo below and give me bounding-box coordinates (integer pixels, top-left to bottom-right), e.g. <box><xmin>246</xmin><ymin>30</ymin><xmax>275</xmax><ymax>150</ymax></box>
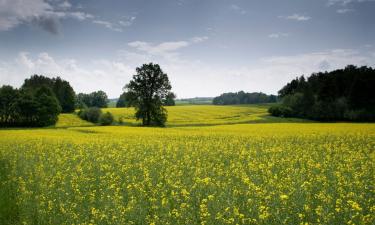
<box><xmin>99</xmin><ymin>112</ymin><xmax>114</xmax><ymax>126</ymax></box>
<box><xmin>78</xmin><ymin>107</ymin><xmax>102</xmax><ymax>123</ymax></box>
<box><xmin>268</xmin><ymin>105</ymin><xmax>293</xmax><ymax>117</ymax></box>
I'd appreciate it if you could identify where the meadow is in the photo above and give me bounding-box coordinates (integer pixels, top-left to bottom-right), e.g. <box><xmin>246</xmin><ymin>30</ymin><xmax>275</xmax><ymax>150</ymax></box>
<box><xmin>0</xmin><ymin>105</ymin><xmax>374</xmax><ymax>224</ymax></box>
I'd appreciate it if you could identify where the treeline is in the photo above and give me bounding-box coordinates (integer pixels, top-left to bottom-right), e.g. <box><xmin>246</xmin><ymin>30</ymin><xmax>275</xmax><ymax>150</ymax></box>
<box><xmin>0</xmin><ymin>75</ymin><xmax>74</xmax><ymax>126</ymax></box>
<box><xmin>77</xmin><ymin>91</ymin><xmax>109</xmax><ymax>108</ymax></box>
<box><xmin>269</xmin><ymin>65</ymin><xmax>375</xmax><ymax>121</ymax></box>
<box><xmin>213</xmin><ymin>91</ymin><xmax>277</xmax><ymax>105</ymax></box>
<box><xmin>116</xmin><ymin>91</ymin><xmax>176</xmax><ymax>107</ymax></box>
<box><xmin>0</xmin><ymin>74</ymin><xmax>113</xmax><ymax>127</ymax></box>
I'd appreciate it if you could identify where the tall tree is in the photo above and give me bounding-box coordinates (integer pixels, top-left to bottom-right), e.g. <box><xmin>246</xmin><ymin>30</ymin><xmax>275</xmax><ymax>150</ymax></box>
<box><xmin>124</xmin><ymin>63</ymin><xmax>173</xmax><ymax>126</ymax></box>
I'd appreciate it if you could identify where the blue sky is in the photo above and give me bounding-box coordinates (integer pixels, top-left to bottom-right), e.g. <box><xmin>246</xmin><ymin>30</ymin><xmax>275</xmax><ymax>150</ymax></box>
<box><xmin>0</xmin><ymin>0</ymin><xmax>374</xmax><ymax>98</ymax></box>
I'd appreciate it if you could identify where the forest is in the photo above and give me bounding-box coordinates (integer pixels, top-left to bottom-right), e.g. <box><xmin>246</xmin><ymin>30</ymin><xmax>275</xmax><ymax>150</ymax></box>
<box><xmin>269</xmin><ymin>65</ymin><xmax>375</xmax><ymax>121</ymax></box>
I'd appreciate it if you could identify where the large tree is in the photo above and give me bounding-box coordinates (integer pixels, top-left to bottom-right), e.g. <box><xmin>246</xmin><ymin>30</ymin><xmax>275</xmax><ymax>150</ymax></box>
<box><xmin>124</xmin><ymin>63</ymin><xmax>173</xmax><ymax>126</ymax></box>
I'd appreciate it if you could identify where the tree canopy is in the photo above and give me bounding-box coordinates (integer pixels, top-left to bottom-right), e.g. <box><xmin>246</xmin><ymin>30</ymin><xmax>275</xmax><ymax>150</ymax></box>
<box><xmin>0</xmin><ymin>85</ymin><xmax>61</xmax><ymax>127</ymax></box>
<box><xmin>22</xmin><ymin>75</ymin><xmax>75</xmax><ymax>113</ymax></box>
<box><xmin>270</xmin><ymin>65</ymin><xmax>375</xmax><ymax>121</ymax></box>
<box><xmin>76</xmin><ymin>91</ymin><xmax>108</xmax><ymax>108</ymax></box>
<box><xmin>124</xmin><ymin>63</ymin><xmax>173</xmax><ymax>126</ymax></box>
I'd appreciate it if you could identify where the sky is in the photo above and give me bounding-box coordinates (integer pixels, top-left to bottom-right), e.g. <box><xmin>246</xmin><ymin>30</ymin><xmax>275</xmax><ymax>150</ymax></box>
<box><xmin>0</xmin><ymin>0</ymin><xmax>374</xmax><ymax>98</ymax></box>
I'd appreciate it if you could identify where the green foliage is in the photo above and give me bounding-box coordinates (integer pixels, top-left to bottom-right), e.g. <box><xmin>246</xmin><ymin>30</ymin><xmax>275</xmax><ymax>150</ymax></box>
<box><xmin>0</xmin><ymin>85</ymin><xmax>61</xmax><ymax>127</ymax></box>
<box><xmin>22</xmin><ymin>75</ymin><xmax>76</xmax><ymax>113</ymax></box>
<box><xmin>33</xmin><ymin>86</ymin><xmax>62</xmax><ymax>126</ymax></box>
<box><xmin>124</xmin><ymin>63</ymin><xmax>173</xmax><ymax>126</ymax></box>
<box><xmin>77</xmin><ymin>91</ymin><xmax>108</xmax><ymax>108</ymax></box>
<box><xmin>78</xmin><ymin>107</ymin><xmax>102</xmax><ymax>123</ymax></box>
<box><xmin>116</xmin><ymin>92</ymin><xmax>135</xmax><ymax>108</ymax></box>
<box><xmin>213</xmin><ymin>91</ymin><xmax>277</xmax><ymax>105</ymax></box>
<box><xmin>275</xmin><ymin>65</ymin><xmax>375</xmax><ymax>121</ymax></box>
<box><xmin>268</xmin><ymin>105</ymin><xmax>293</xmax><ymax>117</ymax></box>
<box><xmin>99</xmin><ymin>112</ymin><xmax>114</xmax><ymax>126</ymax></box>
<box><xmin>163</xmin><ymin>92</ymin><xmax>176</xmax><ymax>106</ymax></box>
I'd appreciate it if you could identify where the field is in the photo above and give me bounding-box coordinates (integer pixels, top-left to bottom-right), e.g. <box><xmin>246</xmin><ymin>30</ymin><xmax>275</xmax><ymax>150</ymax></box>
<box><xmin>102</xmin><ymin>104</ymin><xmax>306</xmax><ymax>127</ymax></box>
<box><xmin>0</xmin><ymin>105</ymin><xmax>374</xmax><ymax>224</ymax></box>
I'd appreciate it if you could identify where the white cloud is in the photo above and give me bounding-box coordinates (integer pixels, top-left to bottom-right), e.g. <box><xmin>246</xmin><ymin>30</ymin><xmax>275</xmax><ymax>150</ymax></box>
<box><xmin>127</xmin><ymin>37</ymin><xmax>207</xmax><ymax>60</ymax></box>
<box><xmin>1</xmin><ymin>48</ymin><xmax>374</xmax><ymax>98</ymax></box>
<box><xmin>336</xmin><ymin>8</ymin><xmax>354</xmax><ymax>13</ymax></box>
<box><xmin>58</xmin><ymin>1</ymin><xmax>72</xmax><ymax>9</ymax></box>
<box><xmin>93</xmin><ymin>20</ymin><xmax>123</xmax><ymax>32</ymax></box>
<box><xmin>327</xmin><ymin>0</ymin><xmax>375</xmax><ymax>6</ymax></box>
<box><xmin>68</xmin><ymin>12</ymin><xmax>94</xmax><ymax>21</ymax></box>
<box><xmin>191</xmin><ymin>36</ymin><xmax>209</xmax><ymax>43</ymax></box>
<box><xmin>268</xmin><ymin>33</ymin><xmax>289</xmax><ymax>38</ymax></box>
<box><xmin>93</xmin><ymin>16</ymin><xmax>136</xmax><ymax>32</ymax></box>
<box><xmin>280</xmin><ymin>14</ymin><xmax>311</xmax><ymax>21</ymax></box>
<box><xmin>231</xmin><ymin>4</ymin><xmax>247</xmax><ymax>15</ymax></box>
<box><xmin>119</xmin><ymin>16</ymin><xmax>136</xmax><ymax>27</ymax></box>
<box><xmin>0</xmin><ymin>0</ymin><xmax>94</xmax><ymax>34</ymax></box>
<box><xmin>2</xmin><ymin>52</ymin><xmax>134</xmax><ymax>97</ymax></box>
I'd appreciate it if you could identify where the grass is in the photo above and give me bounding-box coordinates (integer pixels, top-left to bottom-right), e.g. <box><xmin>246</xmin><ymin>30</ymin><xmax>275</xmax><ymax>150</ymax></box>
<box><xmin>0</xmin><ymin>105</ymin><xmax>374</xmax><ymax>224</ymax></box>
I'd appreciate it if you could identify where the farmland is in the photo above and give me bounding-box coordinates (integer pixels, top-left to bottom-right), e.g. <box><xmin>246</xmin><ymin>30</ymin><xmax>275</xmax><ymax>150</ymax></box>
<box><xmin>101</xmin><ymin>104</ymin><xmax>306</xmax><ymax>127</ymax></box>
<box><xmin>0</xmin><ymin>105</ymin><xmax>374</xmax><ymax>224</ymax></box>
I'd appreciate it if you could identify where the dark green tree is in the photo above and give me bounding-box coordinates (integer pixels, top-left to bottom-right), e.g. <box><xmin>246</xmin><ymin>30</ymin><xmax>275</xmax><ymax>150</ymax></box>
<box><xmin>22</xmin><ymin>75</ymin><xmax>76</xmax><ymax>112</ymax></box>
<box><xmin>116</xmin><ymin>92</ymin><xmax>127</xmax><ymax>108</ymax></box>
<box><xmin>0</xmin><ymin>85</ymin><xmax>19</xmax><ymax>124</ymax></box>
<box><xmin>34</xmin><ymin>86</ymin><xmax>61</xmax><ymax>126</ymax></box>
<box><xmin>53</xmin><ymin>77</ymin><xmax>76</xmax><ymax>113</ymax></box>
<box><xmin>124</xmin><ymin>63</ymin><xmax>173</xmax><ymax>126</ymax></box>
<box><xmin>271</xmin><ymin>65</ymin><xmax>375</xmax><ymax>121</ymax></box>
<box><xmin>163</xmin><ymin>92</ymin><xmax>176</xmax><ymax>106</ymax></box>
<box><xmin>90</xmin><ymin>91</ymin><xmax>108</xmax><ymax>108</ymax></box>
<box><xmin>77</xmin><ymin>91</ymin><xmax>108</xmax><ymax>108</ymax></box>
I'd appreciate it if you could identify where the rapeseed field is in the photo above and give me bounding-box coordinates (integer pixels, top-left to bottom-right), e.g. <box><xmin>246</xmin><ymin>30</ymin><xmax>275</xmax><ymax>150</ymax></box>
<box><xmin>103</xmin><ymin>104</ymin><xmax>306</xmax><ymax>126</ymax></box>
<box><xmin>0</xmin><ymin>119</ymin><xmax>374</xmax><ymax>224</ymax></box>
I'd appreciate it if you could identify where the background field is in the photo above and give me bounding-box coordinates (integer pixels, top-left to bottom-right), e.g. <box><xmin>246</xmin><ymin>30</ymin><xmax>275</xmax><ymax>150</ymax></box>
<box><xmin>0</xmin><ymin>105</ymin><xmax>374</xmax><ymax>224</ymax></box>
<box><xmin>101</xmin><ymin>104</ymin><xmax>307</xmax><ymax>127</ymax></box>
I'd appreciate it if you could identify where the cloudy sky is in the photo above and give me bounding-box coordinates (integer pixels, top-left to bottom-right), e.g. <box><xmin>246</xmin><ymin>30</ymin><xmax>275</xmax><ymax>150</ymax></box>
<box><xmin>0</xmin><ymin>0</ymin><xmax>374</xmax><ymax>98</ymax></box>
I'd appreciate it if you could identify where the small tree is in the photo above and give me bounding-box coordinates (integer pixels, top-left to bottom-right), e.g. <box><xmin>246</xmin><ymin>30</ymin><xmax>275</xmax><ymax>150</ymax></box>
<box><xmin>99</xmin><ymin>112</ymin><xmax>114</xmax><ymax>125</ymax></box>
<box><xmin>124</xmin><ymin>63</ymin><xmax>173</xmax><ymax>126</ymax></box>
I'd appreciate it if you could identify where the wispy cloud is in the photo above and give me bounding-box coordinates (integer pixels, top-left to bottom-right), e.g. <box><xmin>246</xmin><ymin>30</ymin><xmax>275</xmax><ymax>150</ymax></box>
<box><xmin>119</xmin><ymin>16</ymin><xmax>136</xmax><ymax>27</ymax></box>
<box><xmin>231</xmin><ymin>4</ymin><xmax>247</xmax><ymax>15</ymax></box>
<box><xmin>327</xmin><ymin>0</ymin><xmax>375</xmax><ymax>6</ymax></box>
<box><xmin>336</xmin><ymin>8</ymin><xmax>354</xmax><ymax>13</ymax></box>
<box><xmin>93</xmin><ymin>16</ymin><xmax>136</xmax><ymax>32</ymax></box>
<box><xmin>128</xmin><ymin>36</ymin><xmax>209</xmax><ymax>60</ymax></box>
<box><xmin>268</xmin><ymin>33</ymin><xmax>289</xmax><ymax>38</ymax></box>
<box><xmin>279</xmin><ymin>14</ymin><xmax>311</xmax><ymax>21</ymax></box>
<box><xmin>93</xmin><ymin>20</ymin><xmax>122</xmax><ymax>32</ymax></box>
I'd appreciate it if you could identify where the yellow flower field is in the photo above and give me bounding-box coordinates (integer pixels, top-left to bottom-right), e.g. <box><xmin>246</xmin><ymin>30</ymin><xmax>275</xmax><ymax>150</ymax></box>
<box><xmin>0</xmin><ymin>119</ymin><xmax>374</xmax><ymax>224</ymax></box>
<box><xmin>102</xmin><ymin>104</ymin><xmax>306</xmax><ymax>126</ymax></box>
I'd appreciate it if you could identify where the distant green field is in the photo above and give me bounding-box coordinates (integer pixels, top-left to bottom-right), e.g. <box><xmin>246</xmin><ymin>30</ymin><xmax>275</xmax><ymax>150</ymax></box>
<box><xmin>102</xmin><ymin>104</ymin><xmax>307</xmax><ymax>127</ymax></box>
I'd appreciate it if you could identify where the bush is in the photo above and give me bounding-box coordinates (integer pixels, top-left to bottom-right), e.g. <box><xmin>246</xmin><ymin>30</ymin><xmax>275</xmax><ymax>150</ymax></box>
<box><xmin>78</xmin><ymin>107</ymin><xmax>102</xmax><ymax>123</ymax></box>
<box><xmin>268</xmin><ymin>105</ymin><xmax>293</xmax><ymax>117</ymax></box>
<box><xmin>99</xmin><ymin>112</ymin><xmax>114</xmax><ymax>126</ymax></box>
